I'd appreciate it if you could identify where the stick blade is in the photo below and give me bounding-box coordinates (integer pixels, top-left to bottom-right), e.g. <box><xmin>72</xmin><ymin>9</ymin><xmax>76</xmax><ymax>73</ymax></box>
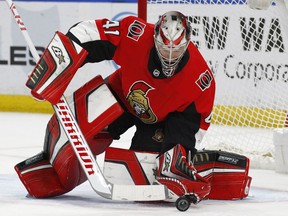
<box><xmin>111</xmin><ymin>185</ymin><xmax>168</xmax><ymax>201</ymax></box>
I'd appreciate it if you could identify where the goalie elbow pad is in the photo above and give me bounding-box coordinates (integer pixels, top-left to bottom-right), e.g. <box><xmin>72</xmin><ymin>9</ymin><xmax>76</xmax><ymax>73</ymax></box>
<box><xmin>26</xmin><ymin>31</ymin><xmax>88</xmax><ymax>104</ymax></box>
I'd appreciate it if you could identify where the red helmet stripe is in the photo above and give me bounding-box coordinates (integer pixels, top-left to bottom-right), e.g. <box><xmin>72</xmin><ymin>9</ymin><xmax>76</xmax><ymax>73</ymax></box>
<box><xmin>173</xmin><ymin>31</ymin><xmax>185</xmax><ymax>45</ymax></box>
<box><xmin>160</xmin><ymin>29</ymin><xmax>170</xmax><ymax>45</ymax></box>
<box><xmin>160</xmin><ymin>28</ymin><xmax>185</xmax><ymax>46</ymax></box>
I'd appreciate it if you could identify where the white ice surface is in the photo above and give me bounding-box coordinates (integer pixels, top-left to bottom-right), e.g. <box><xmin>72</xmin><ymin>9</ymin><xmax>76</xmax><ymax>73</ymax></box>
<box><xmin>1</xmin><ymin>112</ymin><xmax>288</xmax><ymax>215</ymax></box>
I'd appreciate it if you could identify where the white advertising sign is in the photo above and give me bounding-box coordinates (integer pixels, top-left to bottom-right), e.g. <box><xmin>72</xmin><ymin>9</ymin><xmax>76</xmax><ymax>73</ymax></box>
<box><xmin>0</xmin><ymin>2</ymin><xmax>137</xmax><ymax>95</ymax></box>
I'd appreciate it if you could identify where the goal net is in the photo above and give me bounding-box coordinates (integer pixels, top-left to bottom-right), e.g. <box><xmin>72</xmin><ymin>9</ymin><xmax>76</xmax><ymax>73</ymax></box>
<box><xmin>138</xmin><ymin>0</ymin><xmax>288</xmax><ymax>169</ymax></box>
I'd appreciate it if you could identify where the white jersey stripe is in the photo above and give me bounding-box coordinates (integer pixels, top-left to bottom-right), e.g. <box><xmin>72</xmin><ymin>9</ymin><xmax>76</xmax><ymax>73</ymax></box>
<box><xmin>69</xmin><ymin>20</ymin><xmax>101</xmax><ymax>43</ymax></box>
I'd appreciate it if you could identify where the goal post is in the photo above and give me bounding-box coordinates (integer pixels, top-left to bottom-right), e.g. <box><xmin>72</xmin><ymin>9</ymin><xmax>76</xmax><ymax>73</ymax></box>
<box><xmin>138</xmin><ymin>0</ymin><xmax>288</xmax><ymax>169</ymax></box>
<box><xmin>138</xmin><ymin>0</ymin><xmax>147</xmax><ymax>21</ymax></box>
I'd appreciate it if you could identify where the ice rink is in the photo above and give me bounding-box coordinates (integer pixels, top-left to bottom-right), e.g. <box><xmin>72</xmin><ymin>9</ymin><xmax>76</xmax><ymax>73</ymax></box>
<box><xmin>1</xmin><ymin>112</ymin><xmax>288</xmax><ymax>216</ymax></box>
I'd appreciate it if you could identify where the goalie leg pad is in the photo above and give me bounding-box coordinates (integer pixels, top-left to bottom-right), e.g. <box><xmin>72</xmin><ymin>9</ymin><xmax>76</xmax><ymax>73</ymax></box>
<box><xmin>14</xmin><ymin>152</ymin><xmax>71</xmax><ymax>198</ymax></box>
<box><xmin>52</xmin><ymin>133</ymin><xmax>113</xmax><ymax>190</ymax></box>
<box><xmin>103</xmin><ymin>147</ymin><xmax>211</xmax><ymax>202</ymax></box>
<box><xmin>194</xmin><ymin>150</ymin><xmax>252</xmax><ymax>200</ymax></box>
<box><xmin>103</xmin><ymin>147</ymin><xmax>252</xmax><ymax>201</ymax></box>
<box><xmin>71</xmin><ymin>75</ymin><xmax>123</xmax><ymax>139</ymax></box>
<box><xmin>15</xmin><ymin>132</ymin><xmax>113</xmax><ymax>198</ymax></box>
<box><xmin>45</xmin><ymin>75</ymin><xmax>122</xmax><ymax>160</ymax></box>
<box><xmin>16</xmin><ymin>76</ymin><xmax>122</xmax><ymax>198</ymax></box>
<box><xmin>26</xmin><ymin>31</ymin><xmax>88</xmax><ymax>104</ymax></box>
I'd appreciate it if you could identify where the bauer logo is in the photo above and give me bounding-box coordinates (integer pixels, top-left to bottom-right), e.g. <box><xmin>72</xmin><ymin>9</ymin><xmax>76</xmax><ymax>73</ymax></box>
<box><xmin>196</xmin><ymin>70</ymin><xmax>213</xmax><ymax>91</ymax></box>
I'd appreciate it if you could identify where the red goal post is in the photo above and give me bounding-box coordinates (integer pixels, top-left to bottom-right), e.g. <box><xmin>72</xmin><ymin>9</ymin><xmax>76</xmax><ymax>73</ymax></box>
<box><xmin>138</xmin><ymin>0</ymin><xmax>147</xmax><ymax>21</ymax></box>
<box><xmin>137</xmin><ymin>0</ymin><xmax>288</xmax><ymax>170</ymax></box>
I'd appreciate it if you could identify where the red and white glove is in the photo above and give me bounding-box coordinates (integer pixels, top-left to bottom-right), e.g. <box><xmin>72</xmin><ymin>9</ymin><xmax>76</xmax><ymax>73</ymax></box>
<box><xmin>154</xmin><ymin>144</ymin><xmax>211</xmax><ymax>202</ymax></box>
<box><xmin>26</xmin><ymin>31</ymin><xmax>88</xmax><ymax>104</ymax></box>
<box><xmin>156</xmin><ymin>144</ymin><xmax>197</xmax><ymax>180</ymax></box>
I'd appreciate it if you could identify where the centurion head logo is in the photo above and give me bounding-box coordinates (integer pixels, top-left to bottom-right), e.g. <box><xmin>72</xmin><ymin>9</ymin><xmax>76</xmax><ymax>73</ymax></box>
<box><xmin>126</xmin><ymin>81</ymin><xmax>157</xmax><ymax>124</ymax></box>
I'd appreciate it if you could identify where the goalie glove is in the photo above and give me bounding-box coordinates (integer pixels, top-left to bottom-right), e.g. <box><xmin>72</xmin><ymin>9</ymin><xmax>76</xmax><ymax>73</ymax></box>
<box><xmin>154</xmin><ymin>144</ymin><xmax>210</xmax><ymax>202</ymax></box>
<box><xmin>26</xmin><ymin>31</ymin><xmax>88</xmax><ymax>104</ymax></box>
<box><xmin>156</xmin><ymin>144</ymin><xmax>197</xmax><ymax>180</ymax></box>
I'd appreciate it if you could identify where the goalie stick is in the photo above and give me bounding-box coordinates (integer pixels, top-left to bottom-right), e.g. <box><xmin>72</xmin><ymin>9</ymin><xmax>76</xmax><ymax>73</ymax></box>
<box><xmin>5</xmin><ymin>0</ymin><xmax>168</xmax><ymax>201</ymax></box>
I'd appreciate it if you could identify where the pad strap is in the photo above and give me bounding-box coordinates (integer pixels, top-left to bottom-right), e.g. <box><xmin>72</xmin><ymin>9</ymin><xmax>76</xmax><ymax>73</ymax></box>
<box><xmin>26</xmin><ymin>31</ymin><xmax>88</xmax><ymax>104</ymax></box>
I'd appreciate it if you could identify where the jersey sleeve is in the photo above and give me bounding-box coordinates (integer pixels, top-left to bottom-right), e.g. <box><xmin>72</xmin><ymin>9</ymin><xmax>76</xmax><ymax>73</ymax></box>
<box><xmin>66</xmin><ymin>17</ymin><xmax>133</xmax><ymax>63</ymax></box>
<box><xmin>195</xmin><ymin>72</ymin><xmax>215</xmax><ymax>131</ymax></box>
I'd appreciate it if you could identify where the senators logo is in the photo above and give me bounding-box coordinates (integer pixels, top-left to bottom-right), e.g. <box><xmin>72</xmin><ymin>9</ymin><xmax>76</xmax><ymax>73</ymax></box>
<box><xmin>127</xmin><ymin>20</ymin><xmax>146</xmax><ymax>41</ymax></box>
<box><xmin>126</xmin><ymin>81</ymin><xmax>157</xmax><ymax>124</ymax></box>
<box><xmin>152</xmin><ymin>128</ymin><xmax>164</xmax><ymax>143</ymax></box>
<box><xmin>196</xmin><ymin>70</ymin><xmax>213</xmax><ymax>91</ymax></box>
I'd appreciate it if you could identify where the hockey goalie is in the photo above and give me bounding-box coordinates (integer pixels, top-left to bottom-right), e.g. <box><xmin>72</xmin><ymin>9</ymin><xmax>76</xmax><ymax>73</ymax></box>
<box><xmin>15</xmin><ymin>11</ymin><xmax>251</xmax><ymax>210</ymax></box>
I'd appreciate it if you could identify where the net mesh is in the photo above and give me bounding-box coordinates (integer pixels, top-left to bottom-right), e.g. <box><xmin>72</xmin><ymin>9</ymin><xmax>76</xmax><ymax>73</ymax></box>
<box><xmin>146</xmin><ymin>0</ymin><xmax>288</xmax><ymax>169</ymax></box>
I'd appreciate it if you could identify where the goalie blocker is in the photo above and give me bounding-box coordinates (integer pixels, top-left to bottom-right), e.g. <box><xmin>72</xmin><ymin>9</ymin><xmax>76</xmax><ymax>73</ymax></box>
<box><xmin>26</xmin><ymin>31</ymin><xmax>88</xmax><ymax>105</ymax></box>
<box><xmin>15</xmin><ymin>75</ymin><xmax>123</xmax><ymax>198</ymax></box>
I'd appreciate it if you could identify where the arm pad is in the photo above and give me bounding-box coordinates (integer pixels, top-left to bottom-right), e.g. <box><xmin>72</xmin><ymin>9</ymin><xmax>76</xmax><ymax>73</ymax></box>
<box><xmin>26</xmin><ymin>31</ymin><xmax>88</xmax><ymax>104</ymax></box>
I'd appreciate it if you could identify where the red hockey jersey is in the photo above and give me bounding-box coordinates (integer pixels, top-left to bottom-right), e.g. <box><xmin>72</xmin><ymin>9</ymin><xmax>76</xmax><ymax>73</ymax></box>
<box><xmin>67</xmin><ymin>16</ymin><xmax>215</xmax><ymax>151</ymax></box>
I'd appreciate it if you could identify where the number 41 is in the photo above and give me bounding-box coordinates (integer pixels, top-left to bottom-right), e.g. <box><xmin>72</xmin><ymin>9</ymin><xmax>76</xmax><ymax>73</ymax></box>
<box><xmin>103</xmin><ymin>20</ymin><xmax>120</xmax><ymax>35</ymax></box>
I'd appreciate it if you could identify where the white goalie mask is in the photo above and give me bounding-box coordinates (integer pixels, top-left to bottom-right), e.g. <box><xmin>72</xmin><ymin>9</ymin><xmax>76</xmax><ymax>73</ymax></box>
<box><xmin>154</xmin><ymin>11</ymin><xmax>191</xmax><ymax>77</ymax></box>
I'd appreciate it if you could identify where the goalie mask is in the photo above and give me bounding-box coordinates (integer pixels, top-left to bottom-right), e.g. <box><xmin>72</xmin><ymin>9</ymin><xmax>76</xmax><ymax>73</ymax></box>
<box><xmin>154</xmin><ymin>11</ymin><xmax>191</xmax><ymax>77</ymax></box>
